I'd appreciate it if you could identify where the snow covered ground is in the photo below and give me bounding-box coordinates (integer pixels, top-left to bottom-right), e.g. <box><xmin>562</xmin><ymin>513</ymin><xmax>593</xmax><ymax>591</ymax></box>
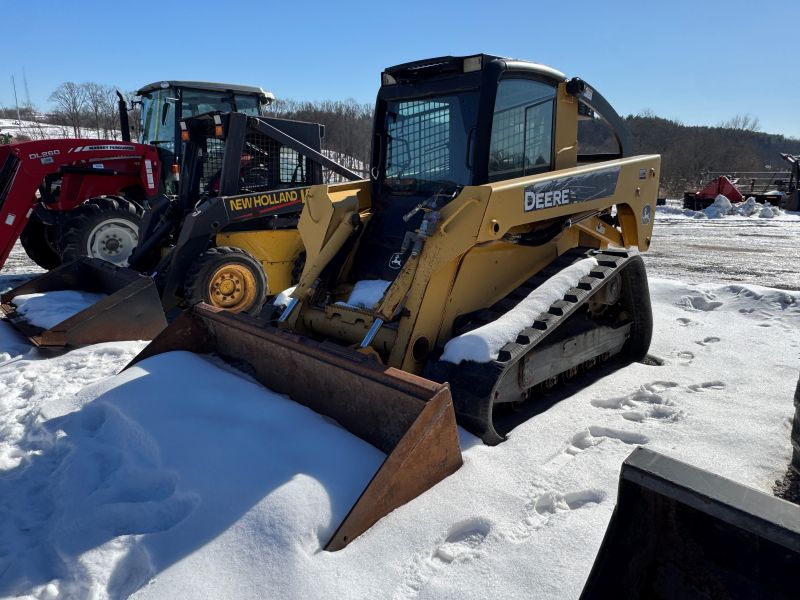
<box><xmin>0</xmin><ymin>118</ymin><xmax>121</xmax><ymax>142</ymax></box>
<box><xmin>647</xmin><ymin>201</ymin><xmax>800</xmax><ymax>290</ymax></box>
<box><xmin>0</xmin><ymin>210</ymin><xmax>798</xmax><ymax>599</ymax></box>
<box><xmin>13</xmin><ymin>291</ymin><xmax>108</xmax><ymax>330</ymax></box>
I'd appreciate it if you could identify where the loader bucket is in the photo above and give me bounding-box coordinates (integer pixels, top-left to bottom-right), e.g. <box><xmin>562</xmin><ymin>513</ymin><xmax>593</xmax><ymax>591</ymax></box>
<box><xmin>126</xmin><ymin>303</ymin><xmax>463</xmax><ymax>551</ymax></box>
<box><xmin>581</xmin><ymin>447</ymin><xmax>800</xmax><ymax>600</ymax></box>
<box><xmin>1</xmin><ymin>258</ymin><xmax>167</xmax><ymax>347</ymax></box>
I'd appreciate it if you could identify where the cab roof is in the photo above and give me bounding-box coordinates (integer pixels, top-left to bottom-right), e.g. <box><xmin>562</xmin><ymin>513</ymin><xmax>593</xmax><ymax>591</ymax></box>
<box><xmin>383</xmin><ymin>54</ymin><xmax>567</xmax><ymax>85</ymax></box>
<box><xmin>136</xmin><ymin>81</ymin><xmax>274</xmax><ymax>102</ymax></box>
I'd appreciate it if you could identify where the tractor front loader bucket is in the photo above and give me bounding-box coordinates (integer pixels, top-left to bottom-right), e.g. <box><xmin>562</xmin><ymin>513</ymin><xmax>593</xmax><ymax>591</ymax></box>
<box><xmin>126</xmin><ymin>303</ymin><xmax>463</xmax><ymax>551</ymax></box>
<box><xmin>1</xmin><ymin>258</ymin><xmax>167</xmax><ymax>347</ymax></box>
<box><xmin>581</xmin><ymin>447</ymin><xmax>800</xmax><ymax>600</ymax></box>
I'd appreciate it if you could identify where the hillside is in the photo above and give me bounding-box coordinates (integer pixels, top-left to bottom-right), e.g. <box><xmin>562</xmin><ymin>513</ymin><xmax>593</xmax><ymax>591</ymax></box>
<box><xmin>627</xmin><ymin>115</ymin><xmax>800</xmax><ymax>196</ymax></box>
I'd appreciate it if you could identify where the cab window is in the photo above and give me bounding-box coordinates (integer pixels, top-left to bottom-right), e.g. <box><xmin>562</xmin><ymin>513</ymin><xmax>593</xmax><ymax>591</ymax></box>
<box><xmin>488</xmin><ymin>79</ymin><xmax>556</xmax><ymax>181</ymax></box>
<box><xmin>140</xmin><ymin>88</ymin><xmax>176</xmax><ymax>150</ymax></box>
<box><xmin>234</xmin><ymin>94</ymin><xmax>261</xmax><ymax>116</ymax></box>
<box><xmin>180</xmin><ymin>89</ymin><xmax>234</xmax><ymax>118</ymax></box>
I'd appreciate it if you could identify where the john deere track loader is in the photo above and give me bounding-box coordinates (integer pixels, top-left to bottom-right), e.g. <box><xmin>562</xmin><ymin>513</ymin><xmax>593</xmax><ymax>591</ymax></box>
<box><xmin>126</xmin><ymin>54</ymin><xmax>660</xmax><ymax>548</ymax></box>
<box><xmin>1</xmin><ymin>112</ymin><xmax>359</xmax><ymax>347</ymax></box>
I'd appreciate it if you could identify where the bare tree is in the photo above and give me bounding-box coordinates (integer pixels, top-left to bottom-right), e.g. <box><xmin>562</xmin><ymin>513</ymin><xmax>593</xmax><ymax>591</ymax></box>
<box><xmin>718</xmin><ymin>114</ymin><xmax>761</xmax><ymax>132</ymax></box>
<box><xmin>83</xmin><ymin>82</ymin><xmax>109</xmax><ymax>137</ymax></box>
<box><xmin>49</xmin><ymin>82</ymin><xmax>87</xmax><ymax>137</ymax></box>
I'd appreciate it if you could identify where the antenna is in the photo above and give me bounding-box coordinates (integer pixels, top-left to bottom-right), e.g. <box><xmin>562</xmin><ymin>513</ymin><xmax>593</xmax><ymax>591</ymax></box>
<box><xmin>11</xmin><ymin>75</ymin><xmax>21</xmax><ymax>125</ymax></box>
<box><xmin>22</xmin><ymin>67</ymin><xmax>32</xmax><ymax>108</ymax></box>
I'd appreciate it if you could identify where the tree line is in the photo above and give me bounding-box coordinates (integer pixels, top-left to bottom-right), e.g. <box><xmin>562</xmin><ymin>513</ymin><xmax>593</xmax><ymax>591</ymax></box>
<box><xmin>0</xmin><ymin>82</ymin><xmax>137</xmax><ymax>141</ymax></box>
<box><xmin>627</xmin><ymin>113</ymin><xmax>800</xmax><ymax>196</ymax></box>
<box><xmin>3</xmin><ymin>81</ymin><xmax>798</xmax><ymax>196</ymax></box>
<box><xmin>265</xmin><ymin>98</ymin><xmax>372</xmax><ymax>179</ymax></box>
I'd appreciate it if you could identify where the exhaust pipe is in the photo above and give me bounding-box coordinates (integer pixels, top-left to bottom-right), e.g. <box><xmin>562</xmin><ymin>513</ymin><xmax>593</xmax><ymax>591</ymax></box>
<box><xmin>1</xmin><ymin>258</ymin><xmax>166</xmax><ymax>347</ymax></box>
<box><xmin>126</xmin><ymin>303</ymin><xmax>463</xmax><ymax>550</ymax></box>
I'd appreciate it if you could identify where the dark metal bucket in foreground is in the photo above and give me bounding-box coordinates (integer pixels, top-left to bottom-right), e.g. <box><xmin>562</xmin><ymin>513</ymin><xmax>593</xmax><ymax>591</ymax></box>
<box><xmin>125</xmin><ymin>303</ymin><xmax>463</xmax><ymax>551</ymax></box>
<box><xmin>1</xmin><ymin>258</ymin><xmax>167</xmax><ymax>347</ymax></box>
<box><xmin>581</xmin><ymin>446</ymin><xmax>800</xmax><ymax>599</ymax></box>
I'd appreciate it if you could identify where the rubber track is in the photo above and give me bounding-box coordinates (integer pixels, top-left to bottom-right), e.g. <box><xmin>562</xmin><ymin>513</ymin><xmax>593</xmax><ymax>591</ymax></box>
<box><xmin>425</xmin><ymin>248</ymin><xmax>646</xmax><ymax>444</ymax></box>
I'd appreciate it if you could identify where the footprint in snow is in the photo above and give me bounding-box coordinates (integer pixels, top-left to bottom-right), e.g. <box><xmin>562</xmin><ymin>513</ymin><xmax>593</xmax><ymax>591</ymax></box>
<box><xmin>695</xmin><ymin>336</ymin><xmax>721</xmax><ymax>346</ymax></box>
<box><xmin>504</xmin><ymin>488</ymin><xmax>607</xmax><ymax>543</ymax></box>
<box><xmin>678</xmin><ymin>293</ymin><xmax>723</xmax><ymax>312</ymax></box>
<box><xmin>675</xmin><ymin>317</ymin><xmax>697</xmax><ymax>327</ymax></box>
<box><xmin>432</xmin><ymin>518</ymin><xmax>492</xmax><ymax>564</ymax></box>
<box><xmin>590</xmin><ymin>383</ymin><xmax>684</xmax><ymax>423</ymax></box>
<box><xmin>566</xmin><ymin>425</ymin><xmax>650</xmax><ymax>456</ymax></box>
<box><xmin>688</xmin><ymin>381</ymin><xmax>726</xmax><ymax>392</ymax></box>
<box><xmin>676</xmin><ymin>350</ymin><xmax>695</xmax><ymax>364</ymax></box>
<box><xmin>392</xmin><ymin>517</ymin><xmax>493</xmax><ymax>600</ymax></box>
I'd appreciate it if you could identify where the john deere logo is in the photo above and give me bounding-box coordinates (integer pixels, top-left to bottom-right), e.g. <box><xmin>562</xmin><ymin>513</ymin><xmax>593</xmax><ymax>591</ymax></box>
<box><xmin>642</xmin><ymin>204</ymin><xmax>652</xmax><ymax>225</ymax></box>
<box><xmin>389</xmin><ymin>253</ymin><xmax>403</xmax><ymax>269</ymax></box>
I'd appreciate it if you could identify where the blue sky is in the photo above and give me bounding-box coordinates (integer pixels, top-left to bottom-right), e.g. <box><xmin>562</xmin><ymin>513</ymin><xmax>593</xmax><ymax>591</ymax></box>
<box><xmin>2</xmin><ymin>0</ymin><xmax>798</xmax><ymax>137</ymax></box>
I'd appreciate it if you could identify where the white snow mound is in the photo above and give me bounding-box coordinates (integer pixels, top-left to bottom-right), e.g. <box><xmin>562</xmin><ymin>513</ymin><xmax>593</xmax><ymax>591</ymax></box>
<box><xmin>13</xmin><ymin>290</ymin><xmax>108</xmax><ymax>329</ymax></box>
<box><xmin>272</xmin><ymin>286</ymin><xmax>296</xmax><ymax>307</ymax></box>
<box><xmin>0</xmin><ymin>351</ymin><xmax>384</xmax><ymax>599</ymax></box>
<box><xmin>344</xmin><ymin>279</ymin><xmax>391</xmax><ymax>309</ymax></box>
<box><xmin>759</xmin><ymin>203</ymin><xmax>776</xmax><ymax>219</ymax></box>
<box><xmin>441</xmin><ymin>257</ymin><xmax>599</xmax><ymax>363</ymax></box>
<box><xmin>703</xmin><ymin>194</ymin><xmax>733</xmax><ymax>219</ymax></box>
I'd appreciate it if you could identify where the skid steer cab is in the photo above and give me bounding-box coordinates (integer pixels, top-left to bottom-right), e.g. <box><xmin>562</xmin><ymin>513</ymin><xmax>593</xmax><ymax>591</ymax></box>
<box><xmin>1</xmin><ymin>111</ymin><xmax>361</xmax><ymax>347</ymax></box>
<box><xmin>134</xmin><ymin>80</ymin><xmax>273</xmax><ymax>195</ymax></box>
<box><xmin>126</xmin><ymin>54</ymin><xmax>661</xmax><ymax>549</ymax></box>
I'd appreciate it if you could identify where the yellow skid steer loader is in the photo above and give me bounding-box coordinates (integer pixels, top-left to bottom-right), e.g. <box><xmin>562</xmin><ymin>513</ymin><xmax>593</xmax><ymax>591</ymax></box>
<box><xmin>128</xmin><ymin>54</ymin><xmax>660</xmax><ymax>548</ymax></box>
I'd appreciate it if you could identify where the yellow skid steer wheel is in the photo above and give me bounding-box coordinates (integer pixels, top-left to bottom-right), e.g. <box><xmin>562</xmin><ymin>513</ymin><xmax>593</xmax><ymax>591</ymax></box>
<box><xmin>184</xmin><ymin>246</ymin><xmax>267</xmax><ymax>315</ymax></box>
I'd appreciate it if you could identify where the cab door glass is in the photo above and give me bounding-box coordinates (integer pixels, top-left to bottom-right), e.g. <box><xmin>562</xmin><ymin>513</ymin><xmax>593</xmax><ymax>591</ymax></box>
<box><xmin>234</xmin><ymin>94</ymin><xmax>261</xmax><ymax>116</ymax></box>
<box><xmin>489</xmin><ymin>79</ymin><xmax>556</xmax><ymax>181</ymax></box>
<box><xmin>141</xmin><ymin>88</ymin><xmax>176</xmax><ymax>153</ymax></box>
<box><xmin>180</xmin><ymin>90</ymin><xmax>234</xmax><ymax>118</ymax></box>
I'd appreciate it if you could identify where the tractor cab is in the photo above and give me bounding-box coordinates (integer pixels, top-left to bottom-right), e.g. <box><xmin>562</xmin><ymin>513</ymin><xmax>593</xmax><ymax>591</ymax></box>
<box><xmin>353</xmin><ymin>54</ymin><xmax>631</xmax><ymax>281</ymax></box>
<box><xmin>136</xmin><ymin>81</ymin><xmax>274</xmax><ymax>193</ymax></box>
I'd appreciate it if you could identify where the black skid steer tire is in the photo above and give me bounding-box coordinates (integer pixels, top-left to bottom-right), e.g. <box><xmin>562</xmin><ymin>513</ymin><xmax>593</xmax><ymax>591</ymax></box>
<box><xmin>183</xmin><ymin>246</ymin><xmax>267</xmax><ymax>316</ymax></box>
<box><xmin>618</xmin><ymin>255</ymin><xmax>653</xmax><ymax>363</ymax></box>
<box><xmin>20</xmin><ymin>212</ymin><xmax>62</xmax><ymax>270</ymax></box>
<box><xmin>59</xmin><ymin>196</ymin><xmax>143</xmax><ymax>267</ymax></box>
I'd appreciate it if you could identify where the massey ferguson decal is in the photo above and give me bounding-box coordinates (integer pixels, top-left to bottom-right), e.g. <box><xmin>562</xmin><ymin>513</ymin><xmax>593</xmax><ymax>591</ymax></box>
<box><xmin>68</xmin><ymin>145</ymin><xmax>136</xmax><ymax>153</ymax></box>
<box><xmin>523</xmin><ymin>167</ymin><xmax>620</xmax><ymax>212</ymax></box>
<box><xmin>224</xmin><ymin>186</ymin><xmax>310</xmax><ymax>221</ymax></box>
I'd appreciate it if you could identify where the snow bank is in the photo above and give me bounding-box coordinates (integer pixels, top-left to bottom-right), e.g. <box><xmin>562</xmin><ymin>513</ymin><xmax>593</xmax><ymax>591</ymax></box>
<box><xmin>704</xmin><ymin>194</ymin><xmax>733</xmax><ymax>218</ymax></box>
<box><xmin>13</xmin><ymin>290</ymin><xmax>107</xmax><ymax>329</ymax></box>
<box><xmin>655</xmin><ymin>196</ymin><xmax>790</xmax><ymax>220</ymax></box>
<box><xmin>342</xmin><ymin>279</ymin><xmax>391</xmax><ymax>309</ymax></box>
<box><xmin>759</xmin><ymin>204</ymin><xmax>776</xmax><ymax>219</ymax></box>
<box><xmin>441</xmin><ymin>257</ymin><xmax>598</xmax><ymax>363</ymax></box>
<box><xmin>0</xmin><ymin>351</ymin><xmax>384</xmax><ymax>599</ymax></box>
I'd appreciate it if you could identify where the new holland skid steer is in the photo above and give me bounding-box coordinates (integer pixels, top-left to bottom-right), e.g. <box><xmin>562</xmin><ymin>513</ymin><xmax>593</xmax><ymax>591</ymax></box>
<box><xmin>127</xmin><ymin>54</ymin><xmax>660</xmax><ymax>548</ymax></box>
<box><xmin>1</xmin><ymin>112</ymin><xmax>359</xmax><ymax>347</ymax></box>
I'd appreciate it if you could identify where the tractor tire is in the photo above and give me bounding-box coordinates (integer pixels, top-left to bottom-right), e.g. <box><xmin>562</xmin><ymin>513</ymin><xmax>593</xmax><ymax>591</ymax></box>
<box><xmin>59</xmin><ymin>196</ymin><xmax>143</xmax><ymax>267</ymax></box>
<box><xmin>183</xmin><ymin>246</ymin><xmax>267</xmax><ymax>315</ymax></box>
<box><xmin>19</xmin><ymin>212</ymin><xmax>62</xmax><ymax>270</ymax></box>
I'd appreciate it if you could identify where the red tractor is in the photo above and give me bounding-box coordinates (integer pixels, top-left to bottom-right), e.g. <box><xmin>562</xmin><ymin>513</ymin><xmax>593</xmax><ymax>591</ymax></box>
<box><xmin>0</xmin><ymin>81</ymin><xmax>273</xmax><ymax>271</ymax></box>
<box><xmin>0</xmin><ymin>139</ymin><xmax>160</xmax><ymax>270</ymax></box>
